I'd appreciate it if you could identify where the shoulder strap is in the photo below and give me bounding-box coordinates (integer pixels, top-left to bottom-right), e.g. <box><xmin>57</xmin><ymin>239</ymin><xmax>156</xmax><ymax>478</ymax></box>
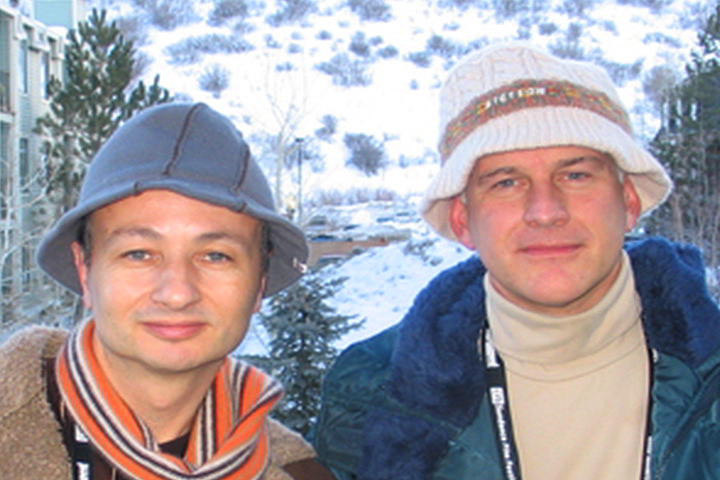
<box><xmin>45</xmin><ymin>358</ymin><xmax>94</xmax><ymax>480</ymax></box>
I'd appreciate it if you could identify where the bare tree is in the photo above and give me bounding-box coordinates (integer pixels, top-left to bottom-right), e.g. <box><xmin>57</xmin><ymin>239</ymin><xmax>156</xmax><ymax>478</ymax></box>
<box><xmin>238</xmin><ymin>48</ymin><xmax>325</xmax><ymax>221</ymax></box>
<box><xmin>0</xmin><ymin>145</ymin><xmax>81</xmax><ymax>332</ymax></box>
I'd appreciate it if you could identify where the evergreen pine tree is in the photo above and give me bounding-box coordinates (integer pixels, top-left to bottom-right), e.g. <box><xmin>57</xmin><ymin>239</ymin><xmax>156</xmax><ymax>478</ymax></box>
<box><xmin>648</xmin><ymin>1</ymin><xmax>720</xmax><ymax>298</ymax></box>
<box><xmin>35</xmin><ymin>8</ymin><xmax>171</xmax><ymax>215</ymax></box>
<box><xmin>243</xmin><ymin>272</ymin><xmax>364</xmax><ymax>437</ymax></box>
<box><xmin>33</xmin><ymin>8</ymin><xmax>171</xmax><ymax>323</ymax></box>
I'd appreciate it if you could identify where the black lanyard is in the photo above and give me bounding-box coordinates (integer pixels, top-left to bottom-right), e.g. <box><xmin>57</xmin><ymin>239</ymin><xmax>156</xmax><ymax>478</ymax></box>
<box><xmin>480</xmin><ymin>327</ymin><xmax>655</xmax><ymax>480</ymax></box>
<box><xmin>71</xmin><ymin>424</ymin><xmax>93</xmax><ymax>480</ymax></box>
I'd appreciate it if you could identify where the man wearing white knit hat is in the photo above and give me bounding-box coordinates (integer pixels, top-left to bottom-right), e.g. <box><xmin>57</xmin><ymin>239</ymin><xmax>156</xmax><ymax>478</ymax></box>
<box><xmin>313</xmin><ymin>43</ymin><xmax>720</xmax><ymax>480</ymax></box>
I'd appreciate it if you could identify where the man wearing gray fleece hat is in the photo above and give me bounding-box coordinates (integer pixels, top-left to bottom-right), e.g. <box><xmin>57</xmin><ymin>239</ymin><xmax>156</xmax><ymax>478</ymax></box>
<box><xmin>0</xmin><ymin>103</ymin><xmax>336</xmax><ymax>480</ymax></box>
<box><xmin>313</xmin><ymin>43</ymin><xmax>720</xmax><ymax>480</ymax></box>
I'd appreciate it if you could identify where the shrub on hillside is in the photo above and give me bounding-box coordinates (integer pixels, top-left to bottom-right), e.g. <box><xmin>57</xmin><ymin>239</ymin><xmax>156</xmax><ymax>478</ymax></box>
<box><xmin>316</xmin><ymin>30</ymin><xmax>332</xmax><ymax>40</ymax></box>
<box><xmin>617</xmin><ymin>0</ymin><xmax>673</xmax><ymax>13</ymax></box>
<box><xmin>233</xmin><ymin>19</ymin><xmax>255</xmax><ymax>35</ymax></box>
<box><xmin>643</xmin><ymin>32</ymin><xmax>682</xmax><ymax>48</ymax></box>
<box><xmin>209</xmin><ymin>0</ymin><xmax>250</xmax><ymax>26</ymax></box>
<box><xmin>549</xmin><ymin>23</ymin><xmax>585</xmax><ymax>59</ymax></box>
<box><xmin>267</xmin><ymin>0</ymin><xmax>317</xmax><ymax>26</ymax></box>
<box><xmin>265</xmin><ymin>34</ymin><xmax>282</xmax><ymax>49</ymax></box>
<box><xmin>377</xmin><ymin>45</ymin><xmax>398</xmax><ymax>59</ymax></box>
<box><xmin>517</xmin><ymin>18</ymin><xmax>531</xmax><ymax>40</ymax></box>
<box><xmin>315</xmin><ymin>114</ymin><xmax>337</xmax><ymax>141</ymax></box>
<box><xmin>438</xmin><ymin>0</ymin><xmax>485</xmax><ymax>9</ymax></box>
<box><xmin>559</xmin><ymin>0</ymin><xmax>595</xmax><ymax>17</ymax></box>
<box><xmin>408</xmin><ymin>51</ymin><xmax>431</xmax><ymax>68</ymax></box>
<box><xmin>601</xmin><ymin>20</ymin><xmax>617</xmax><ymax>33</ymax></box>
<box><xmin>165</xmin><ymin>34</ymin><xmax>254</xmax><ymax>65</ymax></box>
<box><xmin>492</xmin><ymin>0</ymin><xmax>529</xmax><ymax>19</ymax></box>
<box><xmin>133</xmin><ymin>0</ymin><xmax>198</xmax><ymax>30</ymax></box>
<box><xmin>115</xmin><ymin>14</ymin><xmax>149</xmax><ymax>46</ymax></box>
<box><xmin>316</xmin><ymin>54</ymin><xmax>372</xmax><ymax>87</ymax></box>
<box><xmin>198</xmin><ymin>64</ymin><xmax>231</xmax><ymax>98</ymax></box>
<box><xmin>349</xmin><ymin>32</ymin><xmax>371</xmax><ymax>57</ymax></box>
<box><xmin>427</xmin><ymin>34</ymin><xmax>457</xmax><ymax>59</ymax></box>
<box><xmin>549</xmin><ymin>40</ymin><xmax>585</xmax><ymax>59</ymax></box>
<box><xmin>344</xmin><ymin>133</ymin><xmax>387</xmax><ymax>176</ymax></box>
<box><xmin>403</xmin><ymin>237</ymin><xmax>439</xmax><ymax>264</ymax></box>
<box><xmin>596</xmin><ymin>58</ymin><xmax>643</xmax><ymax>86</ymax></box>
<box><xmin>276</xmin><ymin>62</ymin><xmax>295</xmax><ymax>72</ymax></box>
<box><xmin>348</xmin><ymin>0</ymin><xmax>391</xmax><ymax>21</ymax></box>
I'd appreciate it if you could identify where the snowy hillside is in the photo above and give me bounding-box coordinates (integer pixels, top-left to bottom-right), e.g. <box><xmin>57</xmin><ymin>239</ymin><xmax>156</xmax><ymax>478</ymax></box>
<box><xmin>90</xmin><ymin>0</ymin><xmax>711</xmax><ymax>351</ymax></box>
<box><xmin>96</xmin><ymin>0</ymin><xmax>708</xmax><ymax>202</ymax></box>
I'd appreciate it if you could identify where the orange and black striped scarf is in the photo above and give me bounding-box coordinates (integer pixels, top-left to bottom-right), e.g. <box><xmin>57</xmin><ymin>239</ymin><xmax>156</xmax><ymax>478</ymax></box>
<box><xmin>55</xmin><ymin>319</ymin><xmax>283</xmax><ymax>480</ymax></box>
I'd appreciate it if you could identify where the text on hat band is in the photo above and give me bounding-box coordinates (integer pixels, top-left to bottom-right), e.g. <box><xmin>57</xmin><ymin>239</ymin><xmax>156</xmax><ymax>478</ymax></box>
<box><xmin>439</xmin><ymin>79</ymin><xmax>633</xmax><ymax>163</ymax></box>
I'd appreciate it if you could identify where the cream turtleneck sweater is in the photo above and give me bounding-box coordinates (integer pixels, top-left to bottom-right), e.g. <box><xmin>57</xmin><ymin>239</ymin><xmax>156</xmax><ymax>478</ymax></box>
<box><xmin>486</xmin><ymin>251</ymin><xmax>649</xmax><ymax>480</ymax></box>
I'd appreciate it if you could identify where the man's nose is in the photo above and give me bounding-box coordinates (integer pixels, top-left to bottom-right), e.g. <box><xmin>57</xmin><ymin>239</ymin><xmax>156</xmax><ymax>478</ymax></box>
<box><xmin>522</xmin><ymin>182</ymin><xmax>570</xmax><ymax>227</ymax></box>
<box><xmin>150</xmin><ymin>258</ymin><xmax>201</xmax><ymax>309</ymax></box>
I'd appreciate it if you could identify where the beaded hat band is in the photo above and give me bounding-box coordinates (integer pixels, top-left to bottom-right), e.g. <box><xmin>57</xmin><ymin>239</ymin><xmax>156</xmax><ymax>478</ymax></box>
<box><xmin>439</xmin><ymin>79</ymin><xmax>632</xmax><ymax>163</ymax></box>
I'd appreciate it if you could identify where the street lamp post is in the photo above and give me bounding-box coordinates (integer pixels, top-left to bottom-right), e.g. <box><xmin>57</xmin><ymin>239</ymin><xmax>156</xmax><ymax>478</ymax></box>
<box><xmin>295</xmin><ymin>137</ymin><xmax>304</xmax><ymax>223</ymax></box>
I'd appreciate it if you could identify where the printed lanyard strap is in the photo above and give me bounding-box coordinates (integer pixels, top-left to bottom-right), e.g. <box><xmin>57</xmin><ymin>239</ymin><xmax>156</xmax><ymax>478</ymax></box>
<box><xmin>480</xmin><ymin>327</ymin><xmax>655</xmax><ymax>480</ymax></box>
<box><xmin>72</xmin><ymin>425</ymin><xmax>93</xmax><ymax>480</ymax></box>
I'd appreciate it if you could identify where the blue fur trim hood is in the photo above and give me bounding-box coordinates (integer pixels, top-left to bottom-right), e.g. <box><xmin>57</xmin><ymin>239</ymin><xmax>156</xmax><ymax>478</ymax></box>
<box><xmin>358</xmin><ymin>237</ymin><xmax>720</xmax><ymax>480</ymax></box>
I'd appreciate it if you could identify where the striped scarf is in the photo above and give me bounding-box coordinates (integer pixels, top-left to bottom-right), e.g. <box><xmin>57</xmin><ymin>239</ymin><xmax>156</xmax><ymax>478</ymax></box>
<box><xmin>55</xmin><ymin>319</ymin><xmax>283</xmax><ymax>480</ymax></box>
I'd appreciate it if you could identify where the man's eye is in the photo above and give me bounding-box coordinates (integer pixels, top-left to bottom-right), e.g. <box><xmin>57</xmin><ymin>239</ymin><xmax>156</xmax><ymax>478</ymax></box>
<box><xmin>204</xmin><ymin>252</ymin><xmax>231</xmax><ymax>262</ymax></box>
<box><xmin>492</xmin><ymin>178</ymin><xmax>516</xmax><ymax>189</ymax></box>
<box><xmin>566</xmin><ymin>171</ymin><xmax>590</xmax><ymax>181</ymax></box>
<box><xmin>124</xmin><ymin>250</ymin><xmax>151</xmax><ymax>261</ymax></box>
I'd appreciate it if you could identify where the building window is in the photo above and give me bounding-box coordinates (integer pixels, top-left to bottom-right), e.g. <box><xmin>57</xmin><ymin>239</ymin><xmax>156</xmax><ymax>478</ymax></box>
<box><xmin>0</xmin><ymin>124</ymin><xmax>7</xmax><ymax>220</ymax></box>
<box><xmin>18</xmin><ymin>138</ymin><xmax>28</xmax><ymax>191</ymax></box>
<box><xmin>18</xmin><ymin>38</ymin><xmax>28</xmax><ymax>94</ymax></box>
<box><xmin>41</xmin><ymin>51</ymin><xmax>50</xmax><ymax>99</ymax></box>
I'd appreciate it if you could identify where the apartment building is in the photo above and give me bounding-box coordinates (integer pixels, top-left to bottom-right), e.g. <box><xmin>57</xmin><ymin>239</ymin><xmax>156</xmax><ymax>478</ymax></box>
<box><xmin>0</xmin><ymin>0</ymin><xmax>84</xmax><ymax>322</ymax></box>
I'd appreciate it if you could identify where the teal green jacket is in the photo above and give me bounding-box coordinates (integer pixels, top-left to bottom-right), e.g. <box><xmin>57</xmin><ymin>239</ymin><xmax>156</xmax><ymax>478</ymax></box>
<box><xmin>313</xmin><ymin>238</ymin><xmax>720</xmax><ymax>479</ymax></box>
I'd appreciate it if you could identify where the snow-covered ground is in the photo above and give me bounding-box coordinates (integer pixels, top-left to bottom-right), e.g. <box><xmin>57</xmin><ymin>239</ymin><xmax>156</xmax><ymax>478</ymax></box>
<box><xmin>237</xmin><ymin>209</ymin><xmax>475</xmax><ymax>355</ymax></box>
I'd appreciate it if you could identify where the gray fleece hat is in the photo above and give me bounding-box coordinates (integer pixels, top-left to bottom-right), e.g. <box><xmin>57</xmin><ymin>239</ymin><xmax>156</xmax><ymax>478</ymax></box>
<box><xmin>37</xmin><ymin>102</ymin><xmax>308</xmax><ymax>297</ymax></box>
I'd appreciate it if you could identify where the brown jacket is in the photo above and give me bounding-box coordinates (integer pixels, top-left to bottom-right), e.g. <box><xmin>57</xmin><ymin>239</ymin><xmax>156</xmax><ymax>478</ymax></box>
<box><xmin>0</xmin><ymin>326</ymin><xmax>331</xmax><ymax>480</ymax></box>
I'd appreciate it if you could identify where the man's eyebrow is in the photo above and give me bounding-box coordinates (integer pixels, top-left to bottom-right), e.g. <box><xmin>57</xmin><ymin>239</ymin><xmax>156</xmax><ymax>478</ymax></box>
<box><xmin>197</xmin><ymin>231</ymin><xmax>255</xmax><ymax>246</ymax></box>
<box><xmin>474</xmin><ymin>166</ymin><xmax>518</xmax><ymax>182</ymax></box>
<box><xmin>103</xmin><ymin>227</ymin><xmax>161</xmax><ymax>245</ymax></box>
<box><xmin>105</xmin><ymin>228</ymin><xmax>256</xmax><ymax>246</ymax></box>
<box><xmin>557</xmin><ymin>155</ymin><xmax>611</xmax><ymax>169</ymax></box>
<box><xmin>473</xmin><ymin>154</ymin><xmax>613</xmax><ymax>183</ymax></box>
<box><xmin>195</xmin><ymin>230</ymin><xmax>262</xmax><ymax>257</ymax></box>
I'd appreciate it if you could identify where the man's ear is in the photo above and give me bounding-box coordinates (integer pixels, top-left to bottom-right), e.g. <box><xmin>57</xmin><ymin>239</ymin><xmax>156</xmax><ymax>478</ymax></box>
<box><xmin>450</xmin><ymin>196</ymin><xmax>476</xmax><ymax>250</ymax></box>
<box><xmin>622</xmin><ymin>177</ymin><xmax>642</xmax><ymax>232</ymax></box>
<box><xmin>71</xmin><ymin>242</ymin><xmax>93</xmax><ymax>310</ymax></box>
<box><xmin>252</xmin><ymin>275</ymin><xmax>267</xmax><ymax>314</ymax></box>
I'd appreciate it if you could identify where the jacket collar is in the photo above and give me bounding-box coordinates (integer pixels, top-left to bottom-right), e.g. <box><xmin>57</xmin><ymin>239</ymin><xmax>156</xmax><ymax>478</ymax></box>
<box><xmin>360</xmin><ymin>237</ymin><xmax>720</xmax><ymax>480</ymax></box>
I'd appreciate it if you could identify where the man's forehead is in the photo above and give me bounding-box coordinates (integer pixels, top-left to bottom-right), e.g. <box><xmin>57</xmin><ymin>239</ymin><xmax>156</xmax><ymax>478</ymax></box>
<box><xmin>470</xmin><ymin>146</ymin><xmax>617</xmax><ymax>174</ymax></box>
<box><xmin>86</xmin><ymin>189</ymin><xmax>263</xmax><ymax>235</ymax></box>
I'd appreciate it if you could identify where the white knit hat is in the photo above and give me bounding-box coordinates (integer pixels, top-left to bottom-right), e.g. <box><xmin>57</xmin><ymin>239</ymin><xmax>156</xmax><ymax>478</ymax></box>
<box><xmin>421</xmin><ymin>42</ymin><xmax>672</xmax><ymax>241</ymax></box>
